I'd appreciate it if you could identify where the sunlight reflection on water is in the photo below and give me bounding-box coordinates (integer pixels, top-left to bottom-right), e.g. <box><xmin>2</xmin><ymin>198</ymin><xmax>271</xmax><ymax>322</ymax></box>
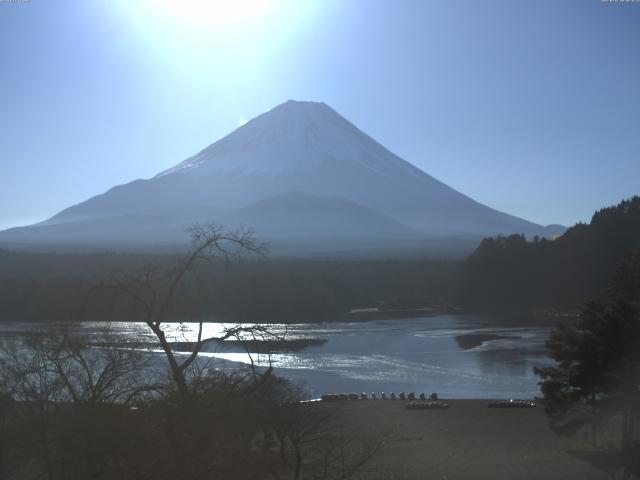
<box><xmin>1</xmin><ymin>315</ymin><xmax>553</xmax><ymax>399</ymax></box>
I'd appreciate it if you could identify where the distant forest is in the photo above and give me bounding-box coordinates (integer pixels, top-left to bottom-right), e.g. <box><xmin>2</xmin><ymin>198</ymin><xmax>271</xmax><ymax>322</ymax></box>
<box><xmin>1</xmin><ymin>196</ymin><xmax>638</xmax><ymax>324</ymax></box>
<box><xmin>0</xmin><ymin>252</ymin><xmax>457</xmax><ymax>323</ymax></box>
<box><xmin>459</xmin><ymin>196</ymin><xmax>640</xmax><ymax>310</ymax></box>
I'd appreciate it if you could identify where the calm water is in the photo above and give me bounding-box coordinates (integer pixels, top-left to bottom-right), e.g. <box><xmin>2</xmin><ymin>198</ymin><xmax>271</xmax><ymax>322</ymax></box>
<box><xmin>0</xmin><ymin>314</ymin><xmax>554</xmax><ymax>399</ymax></box>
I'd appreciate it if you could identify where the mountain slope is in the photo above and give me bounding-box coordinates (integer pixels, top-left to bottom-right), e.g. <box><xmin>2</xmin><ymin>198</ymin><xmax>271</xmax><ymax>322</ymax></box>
<box><xmin>222</xmin><ymin>191</ymin><xmax>421</xmax><ymax>240</ymax></box>
<box><xmin>0</xmin><ymin>100</ymin><xmax>562</xmax><ymax>253</ymax></box>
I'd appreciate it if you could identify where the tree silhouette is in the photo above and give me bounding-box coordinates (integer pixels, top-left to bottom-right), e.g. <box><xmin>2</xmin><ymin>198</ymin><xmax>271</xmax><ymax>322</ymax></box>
<box><xmin>82</xmin><ymin>223</ymin><xmax>266</xmax><ymax>402</ymax></box>
<box><xmin>460</xmin><ymin>196</ymin><xmax>640</xmax><ymax>311</ymax></box>
<box><xmin>535</xmin><ymin>251</ymin><xmax>640</xmax><ymax>459</ymax></box>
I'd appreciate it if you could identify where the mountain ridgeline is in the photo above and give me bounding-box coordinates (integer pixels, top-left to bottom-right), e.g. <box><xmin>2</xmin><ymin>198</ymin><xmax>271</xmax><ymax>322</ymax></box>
<box><xmin>459</xmin><ymin>196</ymin><xmax>640</xmax><ymax>310</ymax></box>
<box><xmin>0</xmin><ymin>100</ymin><xmax>562</xmax><ymax>255</ymax></box>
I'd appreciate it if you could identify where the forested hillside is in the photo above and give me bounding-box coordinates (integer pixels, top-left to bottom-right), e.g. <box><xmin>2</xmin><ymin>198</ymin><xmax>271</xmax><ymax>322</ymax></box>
<box><xmin>459</xmin><ymin>197</ymin><xmax>640</xmax><ymax>310</ymax></box>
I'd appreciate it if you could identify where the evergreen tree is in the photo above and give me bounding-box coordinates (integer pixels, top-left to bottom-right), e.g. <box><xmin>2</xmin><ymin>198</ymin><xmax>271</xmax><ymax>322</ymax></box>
<box><xmin>460</xmin><ymin>196</ymin><xmax>640</xmax><ymax>311</ymax></box>
<box><xmin>535</xmin><ymin>252</ymin><xmax>640</xmax><ymax>473</ymax></box>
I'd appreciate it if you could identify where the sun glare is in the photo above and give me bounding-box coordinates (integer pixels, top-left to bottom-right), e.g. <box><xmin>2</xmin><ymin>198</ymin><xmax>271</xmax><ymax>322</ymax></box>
<box><xmin>112</xmin><ymin>0</ymin><xmax>321</xmax><ymax>94</ymax></box>
<box><xmin>116</xmin><ymin>0</ymin><xmax>305</xmax><ymax>62</ymax></box>
<box><xmin>150</xmin><ymin>0</ymin><xmax>275</xmax><ymax>30</ymax></box>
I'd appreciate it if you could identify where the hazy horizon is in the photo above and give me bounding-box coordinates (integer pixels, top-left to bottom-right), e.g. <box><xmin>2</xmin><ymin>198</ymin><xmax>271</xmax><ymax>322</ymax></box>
<box><xmin>1</xmin><ymin>0</ymin><xmax>639</xmax><ymax>231</ymax></box>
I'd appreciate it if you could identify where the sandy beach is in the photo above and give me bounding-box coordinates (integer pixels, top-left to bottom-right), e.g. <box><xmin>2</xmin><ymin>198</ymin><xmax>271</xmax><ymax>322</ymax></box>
<box><xmin>333</xmin><ymin>400</ymin><xmax>611</xmax><ymax>480</ymax></box>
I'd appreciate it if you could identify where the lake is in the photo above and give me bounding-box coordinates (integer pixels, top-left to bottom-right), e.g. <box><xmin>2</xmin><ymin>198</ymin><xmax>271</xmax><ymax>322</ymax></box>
<box><xmin>0</xmin><ymin>314</ymin><xmax>555</xmax><ymax>399</ymax></box>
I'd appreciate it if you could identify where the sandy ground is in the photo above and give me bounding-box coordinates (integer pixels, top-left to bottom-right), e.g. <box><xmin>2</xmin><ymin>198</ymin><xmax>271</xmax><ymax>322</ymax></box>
<box><xmin>333</xmin><ymin>400</ymin><xmax>612</xmax><ymax>480</ymax></box>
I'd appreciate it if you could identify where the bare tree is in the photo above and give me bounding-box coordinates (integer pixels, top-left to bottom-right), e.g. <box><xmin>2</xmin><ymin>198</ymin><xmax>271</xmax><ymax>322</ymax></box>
<box><xmin>82</xmin><ymin>223</ymin><xmax>266</xmax><ymax>402</ymax></box>
<box><xmin>276</xmin><ymin>401</ymin><xmax>382</xmax><ymax>480</ymax></box>
<box><xmin>0</xmin><ymin>331</ymin><xmax>158</xmax><ymax>480</ymax></box>
<box><xmin>0</xmin><ymin>223</ymin><xmax>382</xmax><ymax>479</ymax></box>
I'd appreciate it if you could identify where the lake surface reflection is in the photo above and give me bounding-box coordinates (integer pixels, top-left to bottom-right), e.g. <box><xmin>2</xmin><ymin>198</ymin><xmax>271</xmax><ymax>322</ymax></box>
<box><xmin>0</xmin><ymin>315</ymin><xmax>554</xmax><ymax>399</ymax></box>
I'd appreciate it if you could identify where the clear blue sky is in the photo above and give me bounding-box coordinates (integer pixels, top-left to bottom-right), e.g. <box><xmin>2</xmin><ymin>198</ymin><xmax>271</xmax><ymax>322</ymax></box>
<box><xmin>1</xmin><ymin>0</ymin><xmax>639</xmax><ymax>230</ymax></box>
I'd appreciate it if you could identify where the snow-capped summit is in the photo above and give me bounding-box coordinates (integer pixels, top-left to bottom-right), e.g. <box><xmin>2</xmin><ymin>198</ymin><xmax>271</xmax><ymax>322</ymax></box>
<box><xmin>157</xmin><ymin>100</ymin><xmax>420</xmax><ymax>179</ymax></box>
<box><xmin>0</xmin><ymin>100</ymin><xmax>564</xmax><ymax>254</ymax></box>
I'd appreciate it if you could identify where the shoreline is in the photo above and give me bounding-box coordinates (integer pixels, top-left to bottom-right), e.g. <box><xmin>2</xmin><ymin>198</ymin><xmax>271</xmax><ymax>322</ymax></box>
<box><xmin>0</xmin><ymin>310</ymin><xmax>560</xmax><ymax>326</ymax></box>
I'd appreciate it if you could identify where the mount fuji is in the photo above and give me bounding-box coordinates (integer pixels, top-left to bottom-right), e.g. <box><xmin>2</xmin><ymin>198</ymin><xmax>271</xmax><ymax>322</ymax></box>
<box><xmin>0</xmin><ymin>100</ymin><xmax>563</xmax><ymax>255</ymax></box>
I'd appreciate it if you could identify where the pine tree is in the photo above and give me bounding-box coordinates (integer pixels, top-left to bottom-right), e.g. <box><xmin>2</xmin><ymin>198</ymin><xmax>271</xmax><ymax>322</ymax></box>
<box><xmin>535</xmin><ymin>252</ymin><xmax>640</xmax><ymax>457</ymax></box>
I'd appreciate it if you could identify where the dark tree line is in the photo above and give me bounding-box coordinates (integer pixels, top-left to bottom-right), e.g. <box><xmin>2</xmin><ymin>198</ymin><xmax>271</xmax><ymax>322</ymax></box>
<box><xmin>2</xmin><ymin>196</ymin><xmax>639</xmax><ymax>324</ymax></box>
<box><xmin>459</xmin><ymin>196</ymin><xmax>640</xmax><ymax>311</ymax></box>
<box><xmin>0</xmin><ymin>250</ymin><xmax>458</xmax><ymax>324</ymax></box>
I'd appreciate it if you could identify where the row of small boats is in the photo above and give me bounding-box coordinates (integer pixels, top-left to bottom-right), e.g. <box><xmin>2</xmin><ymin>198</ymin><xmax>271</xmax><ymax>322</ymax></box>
<box><xmin>321</xmin><ymin>392</ymin><xmax>437</xmax><ymax>402</ymax></box>
<box><xmin>488</xmin><ymin>399</ymin><xmax>536</xmax><ymax>408</ymax></box>
<box><xmin>319</xmin><ymin>393</ymin><xmax>537</xmax><ymax>409</ymax></box>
